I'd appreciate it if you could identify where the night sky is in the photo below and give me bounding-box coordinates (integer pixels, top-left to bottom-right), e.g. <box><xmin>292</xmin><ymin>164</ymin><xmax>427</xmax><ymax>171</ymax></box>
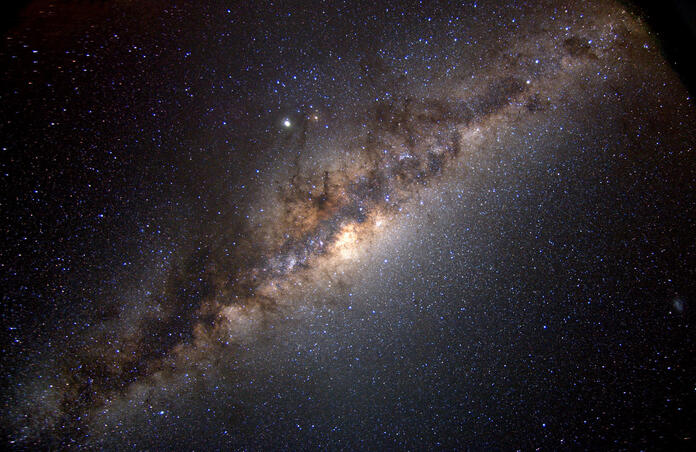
<box><xmin>1</xmin><ymin>0</ymin><xmax>695</xmax><ymax>449</ymax></box>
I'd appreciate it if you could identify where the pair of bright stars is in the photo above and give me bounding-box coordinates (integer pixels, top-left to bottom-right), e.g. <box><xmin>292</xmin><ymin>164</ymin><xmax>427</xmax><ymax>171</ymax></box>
<box><xmin>282</xmin><ymin>112</ymin><xmax>319</xmax><ymax>129</ymax></box>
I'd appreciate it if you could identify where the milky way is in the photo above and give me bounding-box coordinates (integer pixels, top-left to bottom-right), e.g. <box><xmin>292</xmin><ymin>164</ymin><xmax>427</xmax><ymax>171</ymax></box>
<box><xmin>2</xmin><ymin>0</ymin><xmax>695</xmax><ymax>449</ymax></box>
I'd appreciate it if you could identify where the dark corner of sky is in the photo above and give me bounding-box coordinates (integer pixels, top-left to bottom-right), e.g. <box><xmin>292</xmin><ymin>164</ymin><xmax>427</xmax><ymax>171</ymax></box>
<box><xmin>627</xmin><ymin>0</ymin><xmax>696</xmax><ymax>96</ymax></box>
<box><xmin>0</xmin><ymin>1</ymin><xmax>33</xmax><ymax>35</ymax></box>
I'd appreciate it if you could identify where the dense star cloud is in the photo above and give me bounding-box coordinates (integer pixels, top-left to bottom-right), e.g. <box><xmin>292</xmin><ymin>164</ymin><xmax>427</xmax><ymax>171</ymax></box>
<box><xmin>1</xmin><ymin>0</ymin><xmax>695</xmax><ymax>449</ymax></box>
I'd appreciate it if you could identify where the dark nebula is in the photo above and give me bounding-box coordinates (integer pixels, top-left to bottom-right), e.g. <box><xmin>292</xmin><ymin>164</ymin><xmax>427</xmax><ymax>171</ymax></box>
<box><xmin>1</xmin><ymin>0</ymin><xmax>695</xmax><ymax>449</ymax></box>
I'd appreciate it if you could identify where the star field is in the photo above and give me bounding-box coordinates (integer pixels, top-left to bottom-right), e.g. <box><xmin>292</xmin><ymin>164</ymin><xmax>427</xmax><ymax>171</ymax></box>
<box><xmin>1</xmin><ymin>0</ymin><xmax>695</xmax><ymax>449</ymax></box>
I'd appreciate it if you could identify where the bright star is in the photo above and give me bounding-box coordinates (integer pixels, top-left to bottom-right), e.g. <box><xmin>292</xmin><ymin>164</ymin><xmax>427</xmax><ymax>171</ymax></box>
<box><xmin>283</xmin><ymin>118</ymin><xmax>291</xmax><ymax>128</ymax></box>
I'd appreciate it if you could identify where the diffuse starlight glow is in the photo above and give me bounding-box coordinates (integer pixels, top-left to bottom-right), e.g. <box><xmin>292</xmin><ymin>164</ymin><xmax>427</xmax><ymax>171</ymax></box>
<box><xmin>3</xmin><ymin>1</ymin><xmax>683</xmax><ymax>447</ymax></box>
